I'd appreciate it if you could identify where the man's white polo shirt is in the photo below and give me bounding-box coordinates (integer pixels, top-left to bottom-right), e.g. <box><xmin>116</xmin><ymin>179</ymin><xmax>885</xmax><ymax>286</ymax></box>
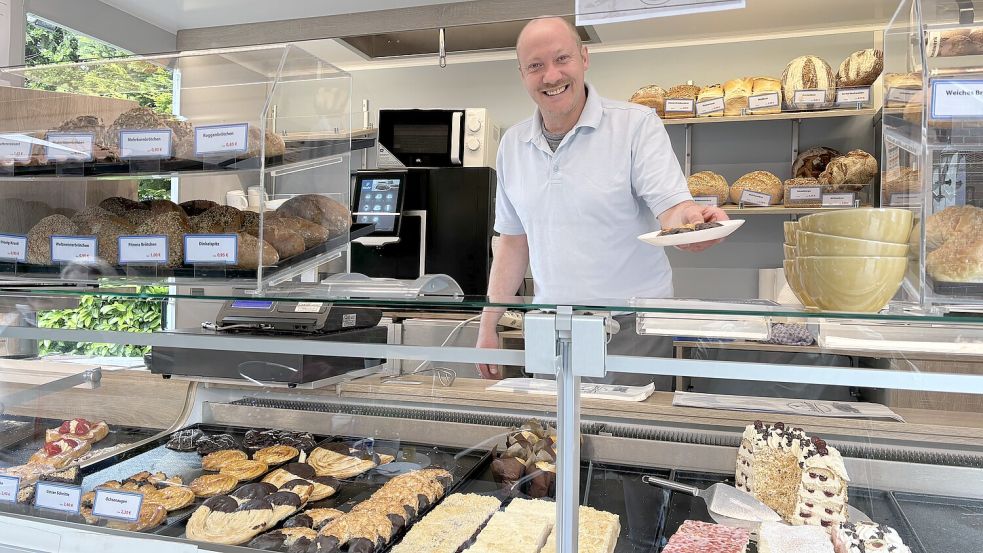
<box><xmin>495</xmin><ymin>83</ymin><xmax>691</xmax><ymax>304</ymax></box>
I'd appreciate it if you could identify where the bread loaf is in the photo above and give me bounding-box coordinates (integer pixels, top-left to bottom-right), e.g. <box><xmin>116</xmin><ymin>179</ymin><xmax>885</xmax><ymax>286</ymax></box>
<box><xmin>262</xmin><ymin>227</ymin><xmax>305</xmax><ymax>259</ymax></box>
<box><xmin>47</xmin><ymin>115</ymin><xmax>119</xmax><ymax>163</ymax></box>
<box><xmin>687</xmin><ymin>171</ymin><xmax>729</xmax><ymax>205</ymax></box>
<box><xmin>818</xmin><ymin>150</ymin><xmax>878</xmax><ymax>190</ymax></box>
<box><xmin>107</xmin><ymin>107</ymin><xmax>164</xmax><ymax>150</ymax></box>
<box><xmin>926</xmin><ymin>28</ymin><xmax>983</xmax><ymax>57</ymax></box>
<box><xmin>77</xmin><ymin>211</ymin><xmax>133</xmax><ymax>266</ymax></box>
<box><xmin>180</xmin><ymin>200</ymin><xmax>220</xmax><ymax>217</ymax></box>
<box><xmin>781</xmin><ymin>55</ymin><xmax>835</xmax><ymax>109</ymax></box>
<box><xmin>275</xmin><ymin>194</ymin><xmax>351</xmax><ymax>238</ymax></box>
<box><xmin>162</xmin><ymin>118</ymin><xmax>195</xmax><ymax>160</ymax></box>
<box><xmin>882</xmin><ymin>167</ymin><xmax>921</xmax><ymax>203</ymax></box>
<box><xmin>239</xmin><ymin>210</ymin><xmax>262</xmax><ymax>236</ymax></box>
<box><xmin>235</xmin><ymin>232</ymin><xmax>279</xmax><ymax>269</ymax></box>
<box><xmin>722</xmin><ymin>78</ymin><xmax>753</xmax><ymax>117</ymax></box>
<box><xmin>783</xmin><ymin>177</ymin><xmax>831</xmax><ymax>208</ymax></box>
<box><xmin>748</xmin><ymin>77</ymin><xmax>782</xmax><ymax>115</ymax></box>
<box><xmin>793</xmin><ymin>146</ymin><xmax>840</xmax><ymax>179</ymax></box>
<box><xmin>730</xmin><ymin>171</ymin><xmax>782</xmax><ymax>205</ymax></box>
<box><xmin>883</xmin><ymin>73</ymin><xmax>922</xmax><ymax>107</ymax></box>
<box><xmin>246</xmin><ymin>127</ymin><xmax>286</xmax><ymax>158</ymax></box>
<box><xmin>925</xmin><ymin>205</ymin><xmax>971</xmax><ymax>251</ymax></box>
<box><xmin>269</xmin><ymin>215</ymin><xmax>330</xmax><ymax>248</ymax></box>
<box><xmin>136</xmin><ymin>212</ymin><xmax>190</xmax><ymax>268</ymax></box>
<box><xmin>99</xmin><ymin>197</ymin><xmax>145</xmax><ymax>216</ymax></box>
<box><xmin>191</xmin><ymin>206</ymin><xmax>243</xmax><ymax>233</ymax></box>
<box><xmin>696</xmin><ymin>84</ymin><xmax>725</xmax><ymax>117</ymax></box>
<box><xmin>628</xmin><ymin>85</ymin><xmax>666</xmax><ymax>117</ymax></box>
<box><xmin>664</xmin><ymin>84</ymin><xmax>700</xmax><ymax>119</ymax></box>
<box><xmin>27</xmin><ymin>215</ymin><xmax>80</xmax><ymax>264</ymax></box>
<box><xmin>926</xmin><ymin>205</ymin><xmax>983</xmax><ymax>282</ymax></box>
<box><xmin>835</xmin><ymin>49</ymin><xmax>883</xmax><ymax>88</ymax></box>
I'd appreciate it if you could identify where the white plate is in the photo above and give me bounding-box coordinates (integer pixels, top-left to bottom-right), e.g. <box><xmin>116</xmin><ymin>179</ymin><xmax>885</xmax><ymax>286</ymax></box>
<box><xmin>638</xmin><ymin>219</ymin><xmax>745</xmax><ymax>247</ymax></box>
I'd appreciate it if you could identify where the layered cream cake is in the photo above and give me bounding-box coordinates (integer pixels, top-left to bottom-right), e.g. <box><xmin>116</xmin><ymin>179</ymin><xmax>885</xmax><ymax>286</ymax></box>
<box><xmin>759</xmin><ymin>521</ymin><xmax>835</xmax><ymax>553</ymax></box>
<box><xmin>391</xmin><ymin>493</ymin><xmax>501</xmax><ymax>553</ymax></box>
<box><xmin>465</xmin><ymin>510</ymin><xmax>552</xmax><ymax>553</ymax></box>
<box><xmin>504</xmin><ymin>498</ymin><xmax>621</xmax><ymax>553</ymax></box>
<box><xmin>832</xmin><ymin>522</ymin><xmax>912</xmax><ymax>553</ymax></box>
<box><xmin>736</xmin><ymin>421</ymin><xmax>850</xmax><ymax>529</ymax></box>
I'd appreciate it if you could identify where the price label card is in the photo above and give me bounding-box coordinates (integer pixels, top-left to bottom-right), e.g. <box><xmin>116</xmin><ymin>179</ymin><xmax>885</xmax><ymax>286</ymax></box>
<box><xmin>836</xmin><ymin>87</ymin><xmax>871</xmax><ymax>104</ymax></box>
<box><xmin>118</xmin><ymin>235</ymin><xmax>168</xmax><ymax>264</ymax></box>
<box><xmin>0</xmin><ymin>475</ymin><xmax>18</xmax><ymax>503</ymax></box>
<box><xmin>793</xmin><ymin>89</ymin><xmax>827</xmax><ymax>104</ymax></box>
<box><xmin>294</xmin><ymin>302</ymin><xmax>324</xmax><ymax>313</ymax></box>
<box><xmin>823</xmin><ymin>192</ymin><xmax>856</xmax><ymax>207</ymax></box>
<box><xmin>665</xmin><ymin>99</ymin><xmax>695</xmax><ymax>113</ymax></box>
<box><xmin>0</xmin><ymin>135</ymin><xmax>33</xmax><ymax>163</ymax></box>
<box><xmin>890</xmin><ymin>193</ymin><xmax>919</xmax><ymax>206</ymax></box>
<box><xmin>50</xmin><ymin>236</ymin><xmax>98</xmax><ymax>263</ymax></box>
<box><xmin>740</xmin><ymin>190</ymin><xmax>772</xmax><ymax>206</ymax></box>
<box><xmin>748</xmin><ymin>92</ymin><xmax>780</xmax><ymax>110</ymax></box>
<box><xmin>931</xmin><ymin>79</ymin><xmax>983</xmax><ymax>118</ymax></box>
<box><xmin>46</xmin><ymin>132</ymin><xmax>94</xmax><ymax>162</ymax></box>
<box><xmin>34</xmin><ymin>482</ymin><xmax>81</xmax><ymax>513</ymax></box>
<box><xmin>119</xmin><ymin>129</ymin><xmax>172</xmax><ymax>159</ymax></box>
<box><xmin>184</xmin><ymin>234</ymin><xmax>238</xmax><ymax>265</ymax></box>
<box><xmin>0</xmin><ymin>234</ymin><xmax>27</xmax><ymax>262</ymax></box>
<box><xmin>887</xmin><ymin>87</ymin><xmax>919</xmax><ymax>104</ymax></box>
<box><xmin>195</xmin><ymin>123</ymin><xmax>249</xmax><ymax>156</ymax></box>
<box><xmin>789</xmin><ymin>187</ymin><xmax>822</xmax><ymax>201</ymax></box>
<box><xmin>693</xmin><ymin>196</ymin><xmax>719</xmax><ymax>207</ymax></box>
<box><xmin>696</xmin><ymin>97</ymin><xmax>724</xmax><ymax>116</ymax></box>
<box><xmin>92</xmin><ymin>489</ymin><xmax>143</xmax><ymax>521</ymax></box>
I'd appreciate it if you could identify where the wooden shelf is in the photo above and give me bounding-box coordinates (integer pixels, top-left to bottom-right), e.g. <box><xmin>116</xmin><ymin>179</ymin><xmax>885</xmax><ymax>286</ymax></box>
<box><xmin>719</xmin><ymin>206</ymin><xmax>870</xmax><ymax>215</ymax></box>
<box><xmin>663</xmin><ymin>107</ymin><xmax>877</xmax><ymax>126</ymax></box>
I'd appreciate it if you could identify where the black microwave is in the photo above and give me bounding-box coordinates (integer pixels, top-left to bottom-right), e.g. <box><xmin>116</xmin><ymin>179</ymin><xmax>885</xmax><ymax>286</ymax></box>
<box><xmin>377</xmin><ymin>108</ymin><xmax>499</xmax><ymax>168</ymax></box>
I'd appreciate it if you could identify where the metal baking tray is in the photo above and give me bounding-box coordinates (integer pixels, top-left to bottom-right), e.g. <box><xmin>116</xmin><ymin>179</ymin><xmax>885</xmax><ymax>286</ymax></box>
<box><xmin>891</xmin><ymin>491</ymin><xmax>983</xmax><ymax>553</ymax></box>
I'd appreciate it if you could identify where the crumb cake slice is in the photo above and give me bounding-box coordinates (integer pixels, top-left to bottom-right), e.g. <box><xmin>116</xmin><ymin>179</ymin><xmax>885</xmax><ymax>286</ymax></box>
<box><xmin>390</xmin><ymin>493</ymin><xmax>501</xmax><ymax>553</ymax></box>
<box><xmin>662</xmin><ymin>520</ymin><xmax>750</xmax><ymax>553</ymax></box>
<box><xmin>505</xmin><ymin>498</ymin><xmax>621</xmax><ymax>553</ymax></box>
<box><xmin>832</xmin><ymin>522</ymin><xmax>912</xmax><ymax>553</ymax></box>
<box><xmin>759</xmin><ymin>521</ymin><xmax>834</xmax><ymax>553</ymax></box>
<box><xmin>465</xmin><ymin>510</ymin><xmax>552</xmax><ymax>553</ymax></box>
<box><xmin>736</xmin><ymin>421</ymin><xmax>850</xmax><ymax>528</ymax></box>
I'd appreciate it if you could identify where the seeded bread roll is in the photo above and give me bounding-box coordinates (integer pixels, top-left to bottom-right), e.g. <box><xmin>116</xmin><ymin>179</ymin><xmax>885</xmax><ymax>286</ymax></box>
<box><xmin>730</xmin><ymin>170</ymin><xmax>783</xmax><ymax>205</ymax></box>
<box><xmin>749</xmin><ymin>77</ymin><xmax>782</xmax><ymax>115</ymax></box>
<box><xmin>192</xmin><ymin>206</ymin><xmax>244</xmax><ymax>234</ymax></box>
<box><xmin>71</xmin><ymin>207</ymin><xmax>134</xmax><ymax>266</ymax></box>
<box><xmin>98</xmin><ymin>197</ymin><xmax>145</xmax><ymax>217</ymax></box>
<box><xmin>236</xmin><ymin>232</ymin><xmax>279</xmax><ymax>269</ymax></box>
<box><xmin>628</xmin><ymin>85</ymin><xmax>666</xmax><ymax>117</ymax></box>
<box><xmin>240</xmin><ymin>210</ymin><xmax>262</xmax><ymax>236</ymax></box>
<box><xmin>136</xmin><ymin>212</ymin><xmax>190</xmax><ymax>268</ymax></box>
<box><xmin>687</xmin><ymin>171</ymin><xmax>729</xmax><ymax>205</ymax></box>
<box><xmin>162</xmin><ymin>118</ymin><xmax>195</xmax><ymax>160</ymax></box>
<box><xmin>818</xmin><ymin>150</ymin><xmax>878</xmax><ymax>191</ymax></box>
<box><xmin>781</xmin><ymin>55</ymin><xmax>836</xmax><ymax>109</ymax></box>
<box><xmin>27</xmin><ymin>215</ymin><xmax>81</xmax><ymax>264</ymax></box>
<box><xmin>107</xmin><ymin>107</ymin><xmax>164</xmax><ymax>150</ymax></box>
<box><xmin>46</xmin><ymin>115</ymin><xmax>120</xmax><ymax>163</ymax></box>
<box><xmin>835</xmin><ymin>49</ymin><xmax>883</xmax><ymax>87</ymax></box>
<box><xmin>722</xmin><ymin>78</ymin><xmax>753</xmax><ymax>117</ymax></box>
<box><xmin>246</xmin><ymin>126</ymin><xmax>286</xmax><ymax>158</ymax></box>
<box><xmin>664</xmin><ymin>84</ymin><xmax>700</xmax><ymax>119</ymax></box>
<box><xmin>793</xmin><ymin>146</ymin><xmax>841</xmax><ymax>179</ymax></box>
<box><xmin>263</xmin><ymin>227</ymin><xmax>305</xmax><ymax>259</ymax></box>
<box><xmin>180</xmin><ymin>199</ymin><xmax>220</xmax><ymax>217</ymax></box>
<box><xmin>275</xmin><ymin>194</ymin><xmax>351</xmax><ymax>238</ymax></box>
<box><xmin>697</xmin><ymin>84</ymin><xmax>725</xmax><ymax>117</ymax></box>
<box><xmin>141</xmin><ymin>199</ymin><xmax>187</xmax><ymax>220</ymax></box>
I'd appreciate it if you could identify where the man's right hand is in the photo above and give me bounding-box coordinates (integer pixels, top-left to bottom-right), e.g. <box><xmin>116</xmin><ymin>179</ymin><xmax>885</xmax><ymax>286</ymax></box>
<box><xmin>475</xmin><ymin>331</ymin><xmax>503</xmax><ymax>379</ymax></box>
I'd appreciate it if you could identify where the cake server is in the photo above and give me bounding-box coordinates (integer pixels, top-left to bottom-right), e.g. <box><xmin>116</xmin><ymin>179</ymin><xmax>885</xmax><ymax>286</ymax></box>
<box><xmin>642</xmin><ymin>475</ymin><xmax>782</xmax><ymax>528</ymax></box>
<box><xmin>847</xmin><ymin>504</ymin><xmax>873</xmax><ymax>523</ymax></box>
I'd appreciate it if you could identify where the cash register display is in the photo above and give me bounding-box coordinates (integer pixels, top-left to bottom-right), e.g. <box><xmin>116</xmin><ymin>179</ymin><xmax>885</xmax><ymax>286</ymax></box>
<box><xmin>354</xmin><ymin>173</ymin><xmax>405</xmax><ymax>235</ymax></box>
<box><xmin>230</xmin><ymin>300</ymin><xmax>274</xmax><ymax>309</ymax></box>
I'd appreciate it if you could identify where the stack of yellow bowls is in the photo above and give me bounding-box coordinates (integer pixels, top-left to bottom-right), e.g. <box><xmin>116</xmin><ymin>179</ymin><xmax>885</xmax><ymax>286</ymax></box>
<box><xmin>782</xmin><ymin>209</ymin><xmax>913</xmax><ymax>312</ymax></box>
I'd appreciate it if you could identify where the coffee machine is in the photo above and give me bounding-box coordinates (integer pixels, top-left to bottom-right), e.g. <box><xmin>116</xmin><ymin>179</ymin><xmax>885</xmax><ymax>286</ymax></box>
<box><xmin>349</xmin><ymin>167</ymin><xmax>495</xmax><ymax>295</ymax></box>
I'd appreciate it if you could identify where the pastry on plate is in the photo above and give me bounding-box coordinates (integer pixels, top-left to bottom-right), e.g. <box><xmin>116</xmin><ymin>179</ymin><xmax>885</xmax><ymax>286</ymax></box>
<box><xmin>262</xmin><ymin>462</ymin><xmax>317</xmax><ymax>488</ymax></box>
<box><xmin>196</xmin><ymin>433</ymin><xmax>242</xmax><ymax>456</ymax></box>
<box><xmin>308</xmin><ymin>443</ymin><xmax>378</xmax><ymax>479</ymax></box>
<box><xmin>28</xmin><ymin>438</ymin><xmax>91</xmax><ymax>469</ymax></box>
<box><xmin>254</xmin><ymin>445</ymin><xmax>299</xmax><ymax>465</ymax></box>
<box><xmin>166</xmin><ymin>428</ymin><xmax>205</xmax><ymax>452</ymax></box>
<box><xmin>185</xmin><ymin>495</ymin><xmax>275</xmax><ymax>545</ymax></box>
<box><xmin>220</xmin><ymin>459</ymin><xmax>269</xmax><ymax>482</ymax></box>
<box><xmin>202</xmin><ymin>449</ymin><xmax>249</xmax><ymax>471</ymax></box>
<box><xmin>45</xmin><ymin>418</ymin><xmax>109</xmax><ymax>444</ymax></box>
<box><xmin>190</xmin><ymin>473</ymin><xmax>239</xmax><ymax>497</ymax></box>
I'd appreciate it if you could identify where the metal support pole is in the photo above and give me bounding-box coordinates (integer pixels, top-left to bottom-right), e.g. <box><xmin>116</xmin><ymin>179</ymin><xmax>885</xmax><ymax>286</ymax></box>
<box><xmin>554</xmin><ymin>306</ymin><xmax>580</xmax><ymax>553</ymax></box>
<box><xmin>684</xmin><ymin>123</ymin><xmax>693</xmax><ymax>177</ymax></box>
<box><xmin>791</xmin><ymin>119</ymin><xmax>800</xmax><ymax>165</ymax></box>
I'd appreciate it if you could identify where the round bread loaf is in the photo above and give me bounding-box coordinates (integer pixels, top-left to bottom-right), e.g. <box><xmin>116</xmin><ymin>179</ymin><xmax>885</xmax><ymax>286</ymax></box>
<box><xmin>835</xmin><ymin>49</ymin><xmax>883</xmax><ymax>87</ymax></box>
<box><xmin>730</xmin><ymin>171</ymin><xmax>782</xmax><ymax>205</ymax></box>
<box><xmin>142</xmin><ymin>198</ymin><xmax>185</xmax><ymax>217</ymax></box>
<box><xmin>269</xmin><ymin>215</ymin><xmax>330</xmax><ymax>248</ymax></box>
<box><xmin>246</xmin><ymin>126</ymin><xmax>286</xmax><ymax>158</ymax></box>
<box><xmin>180</xmin><ymin>199</ymin><xmax>220</xmax><ymax>217</ymax></box>
<box><xmin>235</xmin><ymin>232</ymin><xmax>279</xmax><ymax>269</ymax></box>
<box><xmin>781</xmin><ymin>55</ymin><xmax>835</xmax><ymax>109</ymax></box>
<box><xmin>136</xmin><ymin>212</ymin><xmax>190</xmax><ymax>268</ymax></box>
<box><xmin>71</xmin><ymin>206</ymin><xmax>132</xmax><ymax>233</ymax></box>
<box><xmin>107</xmin><ymin>107</ymin><xmax>164</xmax><ymax>149</ymax></box>
<box><xmin>793</xmin><ymin>146</ymin><xmax>840</xmax><ymax>179</ymax></box>
<box><xmin>275</xmin><ymin>195</ymin><xmax>351</xmax><ymax>238</ymax></box>
<box><xmin>239</xmin><ymin>210</ymin><xmax>262</xmax><ymax>236</ymax></box>
<box><xmin>48</xmin><ymin>115</ymin><xmax>119</xmax><ymax>163</ymax></box>
<box><xmin>263</xmin><ymin>227</ymin><xmax>305</xmax><ymax>259</ymax></box>
<box><xmin>27</xmin><ymin>215</ymin><xmax>80</xmax><ymax>264</ymax></box>
<box><xmin>687</xmin><ymin>171</ymin><xmax>729</xmax><ymax>205</ymax></box>
<box><xmin>123</xmin><ymin>209</ymin><xmax>154</xmax><ymax>227</ymax></box>
<box><xmin>882</xmin><ymin>167</ymin><xmax>921</xmax><ymax>201</ymax></box>
<box><xmin>192</xmin><ymin>206</ymin><xmax>244</xmax><ymax>233</ymax></box>
<box><xmin>666</xmin><ymin>84</ymin><xmax>700</xmax><ymax>99</ymax></box>
<box><xmin>99</xmin><ymin>196</ymin><xmax>145</xmax><ymax>216</ymax></box>
<box><xmin>79</xmin><ymin>212</ymin><xmax>133</xmax><ymax>266</ymax></box>
<box><xmin>162</xmin><ymin>118</ymin><xmax>194</xmax><ymax>160</ymax></box>
<box><xmin>818</xmin><ymin>150</ymin><xmax>878</xmax><ymax>190</ymax></box>
<box><xmin>628</xmin><ymin>85</ymin><xmax>666</xmax><ymax>116</ymax></box>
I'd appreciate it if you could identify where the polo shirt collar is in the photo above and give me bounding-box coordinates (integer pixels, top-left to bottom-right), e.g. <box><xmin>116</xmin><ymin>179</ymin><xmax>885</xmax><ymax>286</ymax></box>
<box><xmin>521</xmin><ymin>82</ymin><xmax>603</xmax><ymax>143</ymax></box>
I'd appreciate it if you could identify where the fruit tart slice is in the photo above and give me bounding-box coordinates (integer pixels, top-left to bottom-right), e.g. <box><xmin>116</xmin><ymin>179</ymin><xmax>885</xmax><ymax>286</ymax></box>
<box><xmin>45</xmin><ymin>418</ymin><xmax>110</xmax><ymax>444</ymax></box>
<box><xmin>29</xmin><ymin>437</ymin><xmax>92</xmax><ymax>469</ymax></box>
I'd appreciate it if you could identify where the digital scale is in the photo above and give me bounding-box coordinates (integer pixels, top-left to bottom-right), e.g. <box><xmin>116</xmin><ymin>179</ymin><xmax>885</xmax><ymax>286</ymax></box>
<box><xmin>212</xmin><ymin>299</ymin><xmax>382</xmax><ymax>334</ymax></box>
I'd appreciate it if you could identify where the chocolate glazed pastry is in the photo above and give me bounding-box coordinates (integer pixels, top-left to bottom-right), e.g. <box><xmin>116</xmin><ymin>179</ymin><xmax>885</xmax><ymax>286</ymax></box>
<box><xmin>267</xmin><ymin>490</ymin><xmax>304</xmax><ymax>523</ymax></box>
<box><xmin>197</xmin><ymin>434</ymin><xmax>242</xmax><ymax>456</ymax></box>
<box><xmin>283</xmin><ymin>512</ymin><xmax>314</xmax><ymax>529</ymax></box>
<box><xmin>279</xmin><ymin>479</ymin><xmax>315</xmax><ymax>504</ymax></box>
<box><xmin>247</xmin><ymin>527</ymin><xmax>318</xmax><ymax>552</ymax></box>
<box><xmin>186</xmin><ymin>495</ymin><xmax>275</xmax><ymax>545</ymax></box>
<box><xmin>304</xmin><ymin>508</ymin><xmax>344</xmax><ymax>530</ymax></box>
<box><xmin>166</xmin><ymin>429</ymin><xmax>204</xmax><ymax>452</ymax></box>
<box><xmin>308</xmin><ymin>476</ymin><xmax>341</xmax><ymax>501</ymax></box>
<box><xmin>263</xmin><ymin>462</ymin><xmax>317</xmax><ymax>488</ymax></box>
<box><xmin>231</xmin><ymin>482</ymin><xmax>278</xmax><ymax>503</ymax></box>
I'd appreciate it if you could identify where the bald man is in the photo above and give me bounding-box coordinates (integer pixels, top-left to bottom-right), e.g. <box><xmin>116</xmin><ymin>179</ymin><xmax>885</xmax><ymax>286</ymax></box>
<box><xmin>476</xmin><ymin>17</ymin><xmax>728</xmax><ymax>383</ymax></box>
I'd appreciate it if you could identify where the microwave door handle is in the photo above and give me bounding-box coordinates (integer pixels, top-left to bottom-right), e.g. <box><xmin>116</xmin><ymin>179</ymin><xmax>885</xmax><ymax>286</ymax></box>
<box><xmin>450</xmin><ymin>111</ymin><xmax>463</xmax><ymax>165</ymax></box>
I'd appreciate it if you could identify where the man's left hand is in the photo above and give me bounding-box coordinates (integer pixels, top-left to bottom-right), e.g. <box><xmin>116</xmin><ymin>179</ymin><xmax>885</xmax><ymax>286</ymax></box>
<box><xmin>674</xmin><ymin>204</ymin><xmax>730</xmax><ymax>253</ymax></box>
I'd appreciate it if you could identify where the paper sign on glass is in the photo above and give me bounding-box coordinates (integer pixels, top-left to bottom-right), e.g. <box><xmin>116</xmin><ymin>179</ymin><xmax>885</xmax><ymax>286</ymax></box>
<box><xmin>93</xmin><ymin>489</ymin><xmax>143</xmax><ymax>521</ymax></box>
<box><xmin>0</xmin><ymin>234</ymin><xmax>27</xmax><ymax>262</ymax></box>
<box><xmin>184</xmin><ymin>234</ymin><xmax>238</xmax><ymax>264</ymax></box>
<box><xmin>748</xmin><ymin>92</ymin><xmax>779</xmax><ymax>109</ymax></box>
<box><xmin>46</xmin><ymin>133</ymin><xmax>94</xmax><ymax>162</ymax></box>
<box><xmin>118</xmin><ymin>235</ymin><xmax>168</xmax><ymax>264</ymax></box>
<box><xmin>0</xmin><ymin>135</ymin><xmax>33</xmax><ymax>163</ymax></box>
<box><xmin>739</xmin><ymin>190</ymin><xmax>772</xmax><ymax>206</ymax></box>
<box><xmin>696</xmin><ymin>97</ymin><xmax>724</xmax><ymax>116</ymax></box>
<box><xmin>119</xmin><ymin>129</ymin><xmax>172</xmax><ymax>159</ymax></box>
<box><xmin>665</xmin><ymin>99</ymin><xmax>695</xmax><ymax>113</ymax></box>
<box><xmin>0</xmin><ymin>475</ymin><xmax>18</xmax><ymax>503</ymax></box>
<box><xmin>822</xmin><ymin>193</ymin><xmax>856</xmax><ymax>207</ymax></box>
<box><xmin>50</xmin><ymin>236</ymin><xmax>98</xmax><ymax>263</ymax></box>
<box><xmin>793</xmin><ymin>90</ymin><xmax>827</xmax><ymax>104</ymax></box>
<box><xmin>195</xmin><ymin>123</ymin><xmax>249</xmax><ymax>156</ymax></box>
<box><xmin>931</xmin><ymin>79</ymin><xmax>983</xmax><ymax>118</ymax></box>
<box><xmin>34</xmin><ymin>482</ymin><xmax>81</xmax><ymax>513</ymax></box>
<box><xmin>693</xmin><ymin>196</ymin><xmax>719</xmax><ymax>207</ymax></box>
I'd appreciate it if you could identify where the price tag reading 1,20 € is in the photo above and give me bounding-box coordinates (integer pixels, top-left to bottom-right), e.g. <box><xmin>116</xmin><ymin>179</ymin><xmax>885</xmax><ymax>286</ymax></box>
<box><xmin>195</xmin><ymin>123</ymin><xmax>249</xmax><ymax>156</ymax></box>
<box><xmin>0</xmin><ymin>234</ymin><xmax>27</xmax><ymax>262</ymax></box>
<box><xmin>184</xmin><ymin>234</ymin><xmax>238</xmax><ymax>265</ymax></box>
<box><xmin>34</xmin><ymin>482</ymin><xmax>81</xmax><ymax>513</ymax></box>
<box><xmin>92</xmin><ymin>489</ymin><xmax>143</xmax><ymax>521</ymax></box>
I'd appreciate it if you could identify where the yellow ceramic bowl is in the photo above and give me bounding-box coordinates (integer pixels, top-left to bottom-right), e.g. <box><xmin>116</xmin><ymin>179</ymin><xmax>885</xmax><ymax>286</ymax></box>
<box><xmin>796</xmin><ymin>231</ymin><xmax>910</xmax><ymax>257</ymax></box>
<box><xmin>783</xmin><ymin>221</ymin><xmax>800</xmax><ymax>245</ymax></box>
<box><xmin>783</xmin><ymin>243</ymin><xmax>798</xmax><ymax>259</ymax></box>
<box><xmin>796</xmin><ymin>256</ymin><xmax>907</xmax><ymax>312</ymax></box>
<box><xmin>798</xmin><ymin>208</ymin><xmax>913</xmax><ymax>244</ymax></box>
<box><xmin>783</xmin><ymin>259</ymin><xmax>816</xmax><ymax>307</ymax></box>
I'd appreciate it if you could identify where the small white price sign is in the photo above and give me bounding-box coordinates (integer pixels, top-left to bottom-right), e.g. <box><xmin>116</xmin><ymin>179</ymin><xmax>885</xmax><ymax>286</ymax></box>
<box><xmin>118</xmin><ymin>235</ymin><xmax>168</xmax><ymax>264</ymax></box>
<box><xmin>696</xmin><ymin>97</ymin><xmax>724</xmax><ymax>116</ymax></box>
<box><xmin>184</xmin><ymin>234</ymin><xmax>238</xmax><ymax>265</ymax></box>
<box><xmin>0</xmin><ymin>234</ymin><xmax>27</xmax><ymax>262</ymax></box>
<box><xmin>822</xmin><ymin>193</ymin><xmax>856</xmax><ymax>207</ymax></box>
<box><xmin>793</xmin><ymin>89</ymin><xmax>827</xmax><ymax>104</ymax></box>
<box><xmin>789</xmin><ymin>187</ymin><xmax>821</xmax><ymax>201</ymax></box>
<box><xmin>46</xmin><ymin>132</ymin><xmax>94</xmax><ymax>162</ymax></box>
<box><xmin>0</xmin><ymin>475</ymin><xmax>18</xmax><ymax>503</ymax></box>
<box><xmin>50</xmin><ymin>236</ymin><xmax>98</xmax><ymax>263</ymax></box>
<box><xmin>119</xmin><ymin>129</ymin><xmax>172</xmax><ymax>159</ymax></box>
<box><xmin>34</xmin><ymin>482</ymin><xmax>81</xmax><ymax>513</ymax></box>
<box><xmin>93</xmin><ymin>489</ymin><xmax>143</xmax><ymax>521</ymax></box>
<box><xmin>195</xmin><ymin>123</ymin><xmax>249</xmax><ymax>156</ymax></box>
<box><xmin>748</xmin><ymin>92</ymin><xmax>780</xmax><ymax>110</ymax></box>
<box><xmin>930</xmin><ymin>79</ymin><xmax>983</xmax><ymax>118</ymax></box>
<box><xmin>693</xmin><ymin>196</ymin><xmax>719</xmax><ymax>207</ymax></box>
<box><xmin>836</xmin><ymin>87</ymin><xmax>871</xmax><ymax>104</ymax></box>
<box><xmin>665</xmin><ymin>99</ymin><xmax>695</xmax><ymax>113</ymax></box>
<box><xmin>890</xmin><ymin>193</ymin><xmax>919</xmax><ymax>206</ymax></box>
<box><xmin>887</xmin><ymin>87</ymin><xmax>919</xmax><ymax>104</ymax></box>
<box><xmin>0</xmin><ymin>135</ymin><xmax>33</xmax><ymax>163</ymax></box>
<box><xmin>740</xmin><ymin>190</ymin><xmax>772</xmax><ymax>206</ymax></box>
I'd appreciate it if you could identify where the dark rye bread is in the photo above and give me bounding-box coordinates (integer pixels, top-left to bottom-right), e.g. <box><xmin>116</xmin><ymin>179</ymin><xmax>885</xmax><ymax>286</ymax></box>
<box><xmin>27</xmin><ymin>215</ymin><xmax>80</xmax><ymax>264</ymax></box>
<box><xmin>192</xmin><ymin>206</ymin><xmax>244</xmax><ymax>233</ymax></box>
<box><xmin>275</xmin><ymin>195</ymin><xmax>351</xmax><ymax>238</ymax></box>
<box><xmin>136</xmin><ymin>212</ymin><xmax>189</xmax><ymax>268</ymax></box>
<box><xmin>98</xmin><ymin>196</ymin><xmax>145</xmax><ymax>216</ymax></box>
<box><xmin>239</xmin><ymin>210</ymin><xmax>262</xmax><ymax>236</ymax></box>
<box><xmin>236</xmin><ymin>233</ymin><xmax>279</xmax><ymax>269</ymax></box>
<box><xmin>263</xmin><ymin>227</ymin><xmax>305</xmax><ymax>259</ymax></box>
<box><xmin>269</xmin><ymin>215</ymin><xmax>329</xmax><ymax>248</ymax></box>
<box><xmin>180</xmin><ymin>199</ymin><xmax>220</xmax><ymax>217</ymax></box>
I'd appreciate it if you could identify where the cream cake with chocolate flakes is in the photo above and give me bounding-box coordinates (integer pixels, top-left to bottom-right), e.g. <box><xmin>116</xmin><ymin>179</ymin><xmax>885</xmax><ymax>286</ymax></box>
<box><xmin>736</xmin><ymin>421</ymin><xmax>850</xmax><ymax>529</ymax></box>
<box><xmin>833</xmin><ymin>522</ymin><xmax>912</xmax><ymax>553</ymax></box>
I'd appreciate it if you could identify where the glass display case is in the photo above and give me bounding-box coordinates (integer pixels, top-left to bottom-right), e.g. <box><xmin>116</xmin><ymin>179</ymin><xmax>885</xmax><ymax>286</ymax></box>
<box><xmin>883</xmin><ymin>0</ymin><xmax>983</xmax><ymax>308</ymax></box>
<box><xmin>0</xmin><ymin>45</ymin><xmax>360</xmax><ymax>293</ymax></box>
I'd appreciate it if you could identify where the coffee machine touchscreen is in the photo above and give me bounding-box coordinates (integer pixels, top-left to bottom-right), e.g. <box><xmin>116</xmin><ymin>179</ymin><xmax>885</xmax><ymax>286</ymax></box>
<box><xmin>353</xmin><ymin>172</ymin><xmax>406</xmax><ymax>236</ymax></box>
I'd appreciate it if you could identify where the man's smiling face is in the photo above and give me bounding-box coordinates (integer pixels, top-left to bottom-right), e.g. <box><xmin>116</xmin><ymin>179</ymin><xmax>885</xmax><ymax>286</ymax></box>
<box><xmin>516</xmin><ymin>18</ymin><xmax>589</xmax><ymax>131</ymax></box>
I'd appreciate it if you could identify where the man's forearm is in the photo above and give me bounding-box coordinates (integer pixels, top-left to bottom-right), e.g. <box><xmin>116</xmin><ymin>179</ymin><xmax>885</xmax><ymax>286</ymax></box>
<box><xmin>479</xmin><ymin>235</ymin><xmax>529</xmax><ymax>338</ymax></box>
